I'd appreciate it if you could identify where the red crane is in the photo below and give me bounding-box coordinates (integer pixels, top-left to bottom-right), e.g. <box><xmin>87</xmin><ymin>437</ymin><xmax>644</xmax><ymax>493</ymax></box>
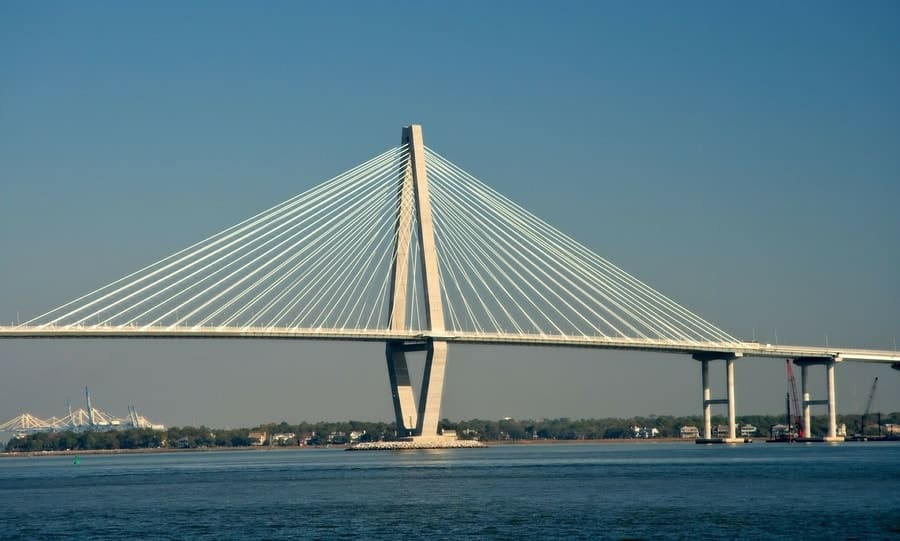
<box><xmin>786</xmin><ymin>360</ymin><xmax>804</xmax><ymax>439</ymax></box>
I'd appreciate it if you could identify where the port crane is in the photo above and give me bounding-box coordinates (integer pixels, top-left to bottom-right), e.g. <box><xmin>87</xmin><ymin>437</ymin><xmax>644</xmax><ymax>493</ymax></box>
<box><xmin>859</xmin><ymin>377</ymin><xmax>879</xmax><ymax>437</ymax></box>
<box><xmin>786</xmin><ymin>360</ymin><xmax>804</xmax><ymax>439</ymax></box>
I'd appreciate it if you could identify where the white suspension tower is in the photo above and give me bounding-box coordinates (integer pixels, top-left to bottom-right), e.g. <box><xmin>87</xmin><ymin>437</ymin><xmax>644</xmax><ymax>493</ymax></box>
<box><xmin>386</xmin><ymin>125</ymin><xmax>448</xmax><ymax>439</ymax></box>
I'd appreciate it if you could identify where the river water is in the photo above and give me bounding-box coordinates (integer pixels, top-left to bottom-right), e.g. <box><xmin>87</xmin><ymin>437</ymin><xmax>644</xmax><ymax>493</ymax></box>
<box><xmin>1</xmin><ymin>441</ymin><xmax>898</xmax><ymax>540</ymax></box>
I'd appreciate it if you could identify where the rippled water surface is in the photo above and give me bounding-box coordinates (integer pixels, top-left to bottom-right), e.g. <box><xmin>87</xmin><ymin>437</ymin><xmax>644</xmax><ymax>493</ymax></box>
<box><xmin>2</xmin><ymin>442</ymin><xmax>898</xmax><ymax>540</ymax></box>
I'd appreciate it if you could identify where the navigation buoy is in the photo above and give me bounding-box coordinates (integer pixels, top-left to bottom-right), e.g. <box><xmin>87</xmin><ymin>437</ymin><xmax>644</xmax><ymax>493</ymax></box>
<box><xmin>73</xmin><ymin>455</ymin><xmax>80</xmax><ymax>465</ymax></box>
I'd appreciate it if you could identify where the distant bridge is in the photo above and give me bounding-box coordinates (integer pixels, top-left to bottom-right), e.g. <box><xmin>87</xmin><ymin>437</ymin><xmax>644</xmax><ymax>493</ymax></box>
<box><xmin>2</xmin><ymin>125</ymin><xmax>897</xmax><ymax>444</ymax></box>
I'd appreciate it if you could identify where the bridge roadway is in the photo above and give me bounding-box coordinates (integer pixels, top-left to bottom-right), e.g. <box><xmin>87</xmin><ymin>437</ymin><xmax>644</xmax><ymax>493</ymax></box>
<box><xmin>1</xmin><ymin>325</ymin><xmax>898</xmax><ymax>364</ymax></box>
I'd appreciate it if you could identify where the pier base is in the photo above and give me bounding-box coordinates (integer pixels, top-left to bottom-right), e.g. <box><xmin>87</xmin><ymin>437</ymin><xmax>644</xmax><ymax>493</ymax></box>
<box><xmin>349</xmin><ymin>436</ymin><xmax>486</xmax><ymax>451</ymax></box>
<box><xmin>696</xmin><ymin>438</ymin><xmax>752</xmax><ymax>444</ymax></box>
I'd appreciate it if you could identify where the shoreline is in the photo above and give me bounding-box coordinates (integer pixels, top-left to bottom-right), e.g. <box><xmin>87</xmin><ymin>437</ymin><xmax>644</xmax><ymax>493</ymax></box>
<box><xmin>1</xmin><ymin>438</ymin><xmax>693</xmax><ymax>458</ymax></box>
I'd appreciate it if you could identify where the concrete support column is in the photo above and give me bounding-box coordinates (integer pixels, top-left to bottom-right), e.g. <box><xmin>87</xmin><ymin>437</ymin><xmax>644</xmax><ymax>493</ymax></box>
<box><xmin>416</xmin><ymin>341</ymin><xmax>447</xmax><ymax>437</ymax></box>
<box><xmin>795</xmin><ymin>356</ymin><xmax>843</xmax><ymax>443</ymax></box>
<box><xmin>801</xmin><ymin>363</ymin><xmax>811</xmax><ymax>439</ymax></box>
<box><xmin>693</xmin><ymin>351</ymin><xmax>742</xmax><ymax>442</ymax></box>
<box><xmin>726</xmin><ymin>358</ymin><xmax>736</xmax><ymax>441</ymax></box>
<box><xmin>701</xmin><ymin>360</ymin><xmax>711</xmax><ymax>440</ymax></box>
<box><xmin>386</xmin><ymin>340</ymin><xmax>447</xmax><ymax>439</ymax></box>
<box><xmin>826</xmin><ymin>359</ymin><xmax>837</xmax><ymax>440</ymax></box>
<box><xmin>386</xmin><ymin>343</ymin><xmax>417</xmax><ymax>436</ymax></box>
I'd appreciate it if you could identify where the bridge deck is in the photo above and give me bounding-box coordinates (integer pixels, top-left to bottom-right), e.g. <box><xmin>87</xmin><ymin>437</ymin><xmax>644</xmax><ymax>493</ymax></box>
<box><xmin>1</xmin><ymin>326</ymin><xmax>897</xmax><ymax>364</ymax></box>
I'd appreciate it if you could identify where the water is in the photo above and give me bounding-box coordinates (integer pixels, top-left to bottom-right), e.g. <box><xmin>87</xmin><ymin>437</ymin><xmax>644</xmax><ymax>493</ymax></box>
<box><xmin>1</xmin><ymin>442</ymin><xmax>898</xmax><ymax>540</ymax></box>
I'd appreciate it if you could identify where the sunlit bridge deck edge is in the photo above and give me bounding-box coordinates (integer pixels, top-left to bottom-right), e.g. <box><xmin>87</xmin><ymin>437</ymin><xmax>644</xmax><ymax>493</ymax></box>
<box><xmin>1</xmin><ymin>325</ymin><xmax>897</xmax><ymax>364</ymax></box>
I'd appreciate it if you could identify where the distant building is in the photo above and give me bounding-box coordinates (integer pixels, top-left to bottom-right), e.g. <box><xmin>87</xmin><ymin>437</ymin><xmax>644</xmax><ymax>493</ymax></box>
<box><xmin>712</xmin><ymin>425</ymin><xmax>731</xmax><ymax>438</ymax></box>
<box><xmin>633</xmin><ymin>426</ymin><xmax>659</xmax><ymax>438</ymax></box>
<box><xmin>461</xmin><ymin>428</ymin><xmax>479</xmax><ymax>440</ymax></box>
<box><xmin>327</xmin><ymin>431</ymin><xmax>348</xmax><ymax>444</ymax></box>
<box><xmin>272</xmin><ymin>433</ymin><xmax>296</xmax><ymax>445</ymax></box>
<box><xmin>680</xmin><ymin>426</ymin><xmax>699</xmax><ymax>439</ymax></box>
<box><xmin>770</xmin><ymin>424</ymin><xmax>796</xmax><ymax>439</ymax></box>
<box><xmin>248</xmin><ymin>431</ymin><xmax>267</xmax><ymax>446</ymax></box>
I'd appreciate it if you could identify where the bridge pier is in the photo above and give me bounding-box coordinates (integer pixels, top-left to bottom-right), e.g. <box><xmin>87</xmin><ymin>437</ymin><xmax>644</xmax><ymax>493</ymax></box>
<box><xmin>693</xmin><ymin>352</ymin><xmax>745</xmax><ymax>443</ymax></box>
<box><xmin>701</xmin><ymin>359</ymin><xmax>711</xmax><ymax>439</ymax></box>
<box><xmin>416</xmin><ymin>340</ymin><xmax>447</xmax><ymax>437</ymax></box>
<box><xmin>385</xmin><ymin>340</ymin><xmax>448</xmax><ymax>439</ymax></box>
<box><xmin>386</xmin><ymin>341</ymin><xmax>420</xmax><ymax>436</ymax></box>
<box><xmin>801</xmin><ymin>363</ymin><xmax>811</xmax><ymax>438</ymax></box>
<box><xmin>793</xmin><ymin>357</ymin><xmax>843</xmax><ymax>442</ymax></box>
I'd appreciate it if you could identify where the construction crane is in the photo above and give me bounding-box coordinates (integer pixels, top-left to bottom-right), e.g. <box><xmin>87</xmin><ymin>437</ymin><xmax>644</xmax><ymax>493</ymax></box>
<box><xmin>786</xmin><ymin>360</ymin><xmax>804</xmax><ymax>439</ymax></box>
<box><xmin>859</xmin><ymin>377</ymin><xmax>879</xmax><ymax>437</ymax></box>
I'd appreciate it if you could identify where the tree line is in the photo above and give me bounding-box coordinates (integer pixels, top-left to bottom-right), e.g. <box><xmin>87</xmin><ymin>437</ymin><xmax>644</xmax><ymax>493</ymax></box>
<box><xmin>449</xmin><ymin>412</ymin><xmax>898</xmax><ymax>441</ymax></box>
<box><xmin>6</xmin><ymin>412</ymin><xmax>897</xmax><ymax>452</ymax></box>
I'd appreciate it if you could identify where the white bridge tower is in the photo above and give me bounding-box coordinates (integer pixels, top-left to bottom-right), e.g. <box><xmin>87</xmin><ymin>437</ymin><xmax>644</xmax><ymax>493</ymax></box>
<box><xmin>386</xmin><ymin>125</ymin><xmax>448</xmax><ymax>439</ymax></box>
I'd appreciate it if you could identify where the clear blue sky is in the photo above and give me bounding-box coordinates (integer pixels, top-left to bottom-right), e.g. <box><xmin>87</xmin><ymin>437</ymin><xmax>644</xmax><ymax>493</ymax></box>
<box><xmin>1</xmin><ymin>2</ymin><xmax>898</xmax><ymax>429</ymax></box>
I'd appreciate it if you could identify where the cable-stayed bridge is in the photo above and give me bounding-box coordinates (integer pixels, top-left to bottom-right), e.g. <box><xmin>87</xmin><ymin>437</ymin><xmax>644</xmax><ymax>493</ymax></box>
<box><xmin>2</xmin><ymin>125</ymin><xmax>897</xmax><ymax>444</ymax></box>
